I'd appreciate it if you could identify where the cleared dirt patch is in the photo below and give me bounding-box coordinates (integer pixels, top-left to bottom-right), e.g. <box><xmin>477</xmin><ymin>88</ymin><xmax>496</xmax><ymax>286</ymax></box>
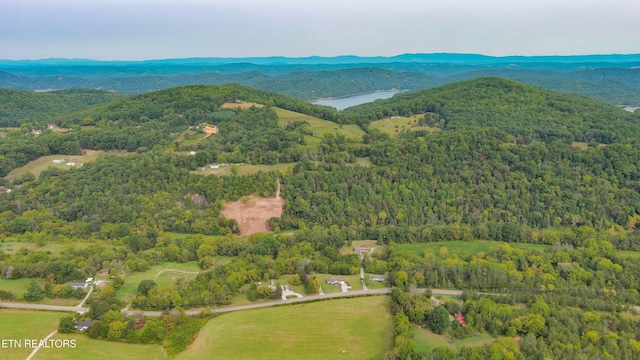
<box><xmin>220</xmin><ymin>101</ymin><xmax>264</xmax><ymax>109</ymax></box>
<box><xmin>221</xmin><ymin>179</ymin><xmax>284</xmax><ymax>236</ymax></box>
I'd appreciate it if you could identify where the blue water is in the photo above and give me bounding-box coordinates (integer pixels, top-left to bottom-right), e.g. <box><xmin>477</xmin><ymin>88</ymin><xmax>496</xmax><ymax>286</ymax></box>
<box><xmin>311</xmin><ymin>91</ymin><xmax>401</xmax><ymax>110</ymax></box>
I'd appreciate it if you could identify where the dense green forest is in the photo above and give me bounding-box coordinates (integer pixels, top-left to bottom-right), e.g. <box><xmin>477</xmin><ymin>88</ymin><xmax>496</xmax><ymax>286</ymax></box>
<box><xmin>344</xmin><ymin>78</ymin><xmax>640</xmax><ymax>143</ymax></box>
<box><xmin>2</xmin><ymin>78</ymin><xmax>640</xmax><ymax>358</ymax></box>
<box><xmin>0</xmin><ymin>88</ymin><xmax>124</xmax><ymax>127</ymax></box>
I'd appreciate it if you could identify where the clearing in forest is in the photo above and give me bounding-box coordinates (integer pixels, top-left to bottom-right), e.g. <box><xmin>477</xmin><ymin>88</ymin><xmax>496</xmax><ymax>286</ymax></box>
<box><xmin>274</xmin><ymin>107</ymin><xmax>365</xmax><ymax>148</ymax></box>
<box><xmin>220</xmin><ymin>179</ymin><xmax>284</xmax><ymax>236</ymax></box>
<box><xmin>369</xmin><ymin>114</ymin><xmax>441</xmax><ymax>136</ymax></box>
<box><xmin>4</xmin><ymin>150</ymin><xmax>132</xmax><ymax>180</ymax></box>
<box><xmin>220</xmin><ymin>101</ymin><xmax>264</xmax><ymax>109</ymax></box>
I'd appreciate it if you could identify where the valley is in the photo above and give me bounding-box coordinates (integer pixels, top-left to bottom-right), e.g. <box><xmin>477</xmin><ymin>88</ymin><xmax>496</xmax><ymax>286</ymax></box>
<box><xmin>1</xmin><ymin>74</ymin><xmax>640</xmax><ymax>360</ymax></box>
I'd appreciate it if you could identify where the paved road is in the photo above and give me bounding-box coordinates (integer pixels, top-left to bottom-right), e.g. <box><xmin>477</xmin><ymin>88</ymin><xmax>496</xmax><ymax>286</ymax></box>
<box><xmin>0</xmin><ymin>301</ymin><xmax>88</xmax><ymax>313</ymax></box>
<box><xmin>4</xmin><ymin>288</ymin><xmax>638</xmax><ymax>317</ymax></box>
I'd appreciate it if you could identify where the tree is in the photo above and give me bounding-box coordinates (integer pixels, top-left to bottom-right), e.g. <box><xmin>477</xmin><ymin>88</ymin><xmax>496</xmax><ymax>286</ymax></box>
<box><xmin>58</xmin><ymin>316</ymin><xmax>76</xmax><ymax>333</ymax></box>
<box><xmin>24</xmin><ymin>280</ymin><xmax>44</xmax><ymax>301</ymax></box>
<box><xmin>429</xmin><ymin>305</ymin><xmax>451</xmax><ymax>335</ymax></box>
<box><xmin>138</xmin><ymin>280</ymin><xmax>158</xmax><ymax>296</ymax></box>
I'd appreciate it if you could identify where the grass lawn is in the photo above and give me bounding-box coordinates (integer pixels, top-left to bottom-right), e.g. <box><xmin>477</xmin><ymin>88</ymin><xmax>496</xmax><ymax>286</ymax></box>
<box><xmin>397</xmin><ymin>240</ymin><xmax>549</xmax><ymax>261</ymax></box>
<box><xmin>0</xmin><ymin>309</ymin><xmax>64</xmax><ymax>359</ymax></box>
<box><xmin>116</xmin><ymin>262</ymin><xmax>201</xmax><ymax>303</ymax></box>
<box><xmin>195</xmin><ymin>162</ymin><xmax>297</xmax><ymax>176</ymax></box>
<box><xmin>0</xmin><ymin>278</ymin><xmax>84</xmax><ymax>305</ymax></box>
<box><xmin>0</xmin><ymin>277</ymin><xmax>35</xmax><ymax>298</ymax></box>
<box><xmin>369</xmin><ymin>115</ymin><xmax>441</xmax><ymax>136</ymax></box>
<box><xmin>35</xmin><ymin>333</ymin><xmax>165</xmax><ymax>360</ymax></box>
<box><xmin>174</xmin><ymin>296</ymin><xmax>393</xmax><ymax>360</ymax></box>
<box><xmin>4</xmin><ymin>150</ymin><xmax>132</xmax><ymax>180</ymax></box>
<box><xmin>275</xmin><ymin>107</ymin><xmax>365</xmax><ymax>149</ymax></box>
<box><xmin>413</xmin><ymin>325</ymin><xmax>498</xmax><ymax>352</ymax></box>
<box><xmin>314</xmin><ymin>274</ymin><xmax>363</xmax><ymax>294</ymax></box>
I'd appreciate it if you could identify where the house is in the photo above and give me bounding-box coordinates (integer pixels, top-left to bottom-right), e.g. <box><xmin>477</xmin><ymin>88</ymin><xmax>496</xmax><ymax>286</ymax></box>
<box><xmin>454</xmin><ymin>313</ymin><xmax>467</xmax><ymax>328</ymax></box>
<box><xmin>370</xmin><ymin>275</ymin><xmax>385</xmax><ymax>282</ymax></box>
<box><xmin>70</xmin><ymin>282</ymin><xmax>87</xmax><ymax>290</ymax></box>
<box><xmin>354</xmin><ymin>246</ymin><xmax>370</xmax><ymax>255</ymax></box>
<box><xmin>74</xmin><ymin>321</ymin><xmax>93</xmax><ymax>331</ymax></box>
<box><xmin>326</xmin><ymin>277</ymin><xmax>346</xmax><ymax>285</ymax></box>
<box><xmin>202</xmin><ymin>125</ymin><xmax>218</xmax><ymax>134</ymax></box>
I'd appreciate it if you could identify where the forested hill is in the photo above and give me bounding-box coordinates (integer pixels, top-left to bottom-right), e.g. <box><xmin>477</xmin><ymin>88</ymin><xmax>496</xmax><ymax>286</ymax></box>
<box><xmin>0</xmin><ymin>88</ymin><xmax>124</xmax><ymax>127</ymax></box>
<box><xmin>62</xmin><ymin>84</ymin><xmax>340</xmax><ymax>125</ymax></box>
<box><xmin>344</xmin><ymin>77</ymin><xmax>640</xmax><ymax>143</ymax></box>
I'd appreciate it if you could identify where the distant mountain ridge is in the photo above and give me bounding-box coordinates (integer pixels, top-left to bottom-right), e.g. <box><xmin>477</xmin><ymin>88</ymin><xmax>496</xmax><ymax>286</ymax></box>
<box><xmin>2</xmin><ymin>53</ymin><xmax>640</xmax><ymax>66</ymax></box>
<box><xmin>1</xmin><ymin>53</ymin><xmax>640</xmax><ymax>106</ymax></box>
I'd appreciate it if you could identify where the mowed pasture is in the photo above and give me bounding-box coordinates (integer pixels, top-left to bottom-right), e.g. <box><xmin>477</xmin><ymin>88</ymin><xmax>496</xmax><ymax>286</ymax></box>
<box><xmin>275</xmin><ymin>107</ymin><xmax>365</xmax><ymax>148</ymax></box>
<box><xmin>413</xmin><ymin>325</ymin><xmax>499</xmax><ymax>352</ymax></box>
<box><xmin>35</xmin><ymin>333</ymin><xmax>165</xmax><ymax>360</ymax></box>
<box><xmin>0</xmin><ymin>309</ymin><xmax>64</xmax><ymax>359</ymax></box>
<box><xmin>369</xmin><ymin>114</ymin><xmax>441</xmax><ymax>136</ymax></box>
<box><xmin>116</xmin><ymin>262</ymin><xmax>201</xmax><ymax>303</ymax></box>
<box><xmin>174</xmin><ymin>296</ymin><xmax>393</xmax><ymax>360</ymax></box>
<box><xmin>4</xmin><ymin>150</ymin><xmax>132</xmax><ymax>180</ymax></box>
<box><xmin>397</xmin><ymin>240</ymin><xmax>549</xmax><ymax>260</ymax></box>
<box><xmin>196</xmin><ymin>162</ymin><xmax>297</xmax><ymax>176</ymax></box>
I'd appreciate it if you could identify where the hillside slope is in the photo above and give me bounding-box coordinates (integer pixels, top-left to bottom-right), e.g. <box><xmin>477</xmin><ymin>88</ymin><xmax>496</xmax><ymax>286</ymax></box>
<box><xmin>344</xmin><ymin>77</ymin><xmax>640</xmax><ymax>143</ymax></box>
<box><xmin>0</xmin><ymin>88</ymin><xmax>124</xmax><ymax>127</ymax></box>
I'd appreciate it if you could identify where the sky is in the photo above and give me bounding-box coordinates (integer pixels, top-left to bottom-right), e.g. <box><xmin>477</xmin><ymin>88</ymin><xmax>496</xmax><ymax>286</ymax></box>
<box><xmin>1</xmin><ymin>0</ymin><xmax>639</xmax><ymax>60</ymax></box>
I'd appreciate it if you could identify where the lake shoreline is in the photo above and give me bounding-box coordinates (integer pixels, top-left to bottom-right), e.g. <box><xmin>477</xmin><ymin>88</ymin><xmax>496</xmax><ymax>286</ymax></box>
<box><xmin>310</xmin><ymin>89</ymin><xmax>407</xmax><ymax>101</ymax></box>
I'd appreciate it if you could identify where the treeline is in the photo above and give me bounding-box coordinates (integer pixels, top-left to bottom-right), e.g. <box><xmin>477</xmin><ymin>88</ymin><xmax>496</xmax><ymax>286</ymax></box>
<box><xmin>343</xmin><ymin>77</ymin><xmax>640</xmax><ymax>142</ymax></box>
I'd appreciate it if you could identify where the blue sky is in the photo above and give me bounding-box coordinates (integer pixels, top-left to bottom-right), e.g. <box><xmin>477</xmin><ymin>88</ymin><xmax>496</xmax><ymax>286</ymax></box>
<box><xmin>2</xmin><ymin>0</ymin><xmax>638</xmax><ymax>60</ymax></box>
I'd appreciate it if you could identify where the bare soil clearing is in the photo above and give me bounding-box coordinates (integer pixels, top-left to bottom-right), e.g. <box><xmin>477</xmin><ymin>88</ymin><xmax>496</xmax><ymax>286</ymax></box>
<box><xmin>221</xmin><ymin>179</ymin><xmax>284</xmax><ymax>236</ymax></box>
<box><xmin>220</xmin><ymin>101</ymin><xmax>264</xmax><ymax>109</ymax></box>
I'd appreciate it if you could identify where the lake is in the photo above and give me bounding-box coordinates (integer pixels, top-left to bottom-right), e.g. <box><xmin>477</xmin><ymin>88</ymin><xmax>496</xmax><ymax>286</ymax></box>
<box><xmin>311</xmin><ymin>91</ymin><xmax>402</xmax><ymax>110</ymax></box>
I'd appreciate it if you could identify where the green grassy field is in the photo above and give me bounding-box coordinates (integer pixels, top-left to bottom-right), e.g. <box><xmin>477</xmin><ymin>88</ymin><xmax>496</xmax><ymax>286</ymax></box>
<box><xmin>0</xmin><ymin>241</ymin><xmax>90</xmax><ymax>256</ymax></box>
<box><xmin>0</xmin><ymin>309</ymin><xmax>64</xmax><ymax>359</ymax></box>
<box><xmin>35</xmin><ymin>333</ymin><xmax>165</xmax><ymax>360</ymax></box>
<box><xmin>413</xmin><ymin>325</ymin><xmax>498</xmax><ymax>352</ymax></box>
<box><xmin>4</xmin><ymin>150</ymin><xmax>132</xmax><ymax>180</ymax></box>
<box><xmin>174</xmin><ymin>296</ymin><xmax>393</xmax><ymax>360</ymax></box>
<box><xmin>195</xmin><ymin>162</ymin><xmax>298</xmax><ymax>176</ymax></box>
<box><xmin>0</xmin><ymin>278</ymin><xmax>35</xmax><ymax>298</ymax></box>
<box><xmin>275</xmin><ymin>107</ymin><xmax>365</xmax><ymax>148</ymax></box>
<box><xmin>353</xmin><ymin>157</ymin><xmax>372</xmax><ymax>167</ymax></box>
<box><xmin>116</xmin><ymin>262</ymin><xmax>201</xmax><ymax>302</ymax></box>
<box><xmin>0</xmin><ymin>278</ymin><xmax>82</xmax><ymax>305</ymax></box>
<box><xmin>369</xmin><ymin>115</ymin><xmax>441</xmax><ymax>136</ymax></box>
<box><xmin>397</xmin><ymin>240</ymin><xmax>549</xmax><ymax>260</ymax></box>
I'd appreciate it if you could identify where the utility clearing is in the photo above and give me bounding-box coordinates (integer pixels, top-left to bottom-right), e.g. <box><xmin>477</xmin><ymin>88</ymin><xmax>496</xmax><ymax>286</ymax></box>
<box><xmin>221</xmin><ymin>178</ymin><xmax>284</xmax><ymax>236</ymax></box>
